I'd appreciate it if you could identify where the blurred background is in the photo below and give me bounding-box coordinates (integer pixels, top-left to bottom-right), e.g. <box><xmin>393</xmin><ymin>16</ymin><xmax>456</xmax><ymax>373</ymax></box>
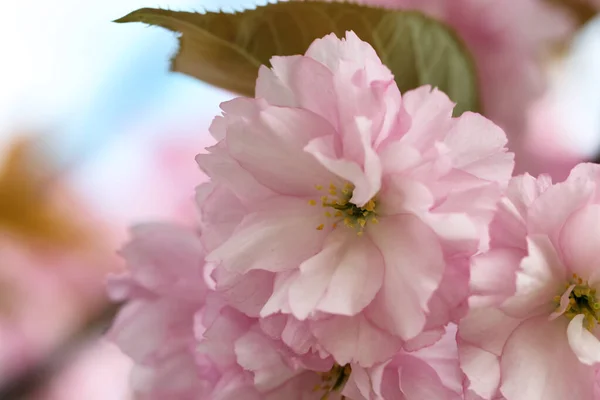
<box><xmin>0</xmin><ymin>1</ymin><xmax>599</xmax><ymax>399</ymax></box>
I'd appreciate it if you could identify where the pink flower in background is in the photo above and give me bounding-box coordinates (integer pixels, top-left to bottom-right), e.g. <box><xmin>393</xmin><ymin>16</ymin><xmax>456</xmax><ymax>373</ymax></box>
<box><xmin>107</xmin><ymin>223</ymin><xmax>213</xmax><ymax>399</ymax></box>
<box><xmin>459</xmin><ymin>164</ymin><xmax>600</xmax><ymax>400</ymax></box>
<box><xmin>351</xmin><ymin>0</ymin><xmax>572</xmax><ymax>168</ymax></box>
<box><xmin>36</xmin><ymin>339</ymin><xmax>133</xmax><ymax>400</ymax></box>
<box><xmin>517</xmin><ymin>97</ymin><xmax>583</xmax><ymax>180</ymax></box>
<box><xmin>197</xmin><ymin>31</ymin><xmax>513</xmax><ymax>367</ymax></box>
<box><xmin>0</xmin><ymin>157</ymin><xmax>123</xmax><ymax>388</ymax></box>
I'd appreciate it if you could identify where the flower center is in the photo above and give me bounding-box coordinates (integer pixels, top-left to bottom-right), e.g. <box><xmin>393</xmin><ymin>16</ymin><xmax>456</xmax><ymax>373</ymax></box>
<box><xmin>554</xmin><ymin>273</ymin><xmax>600</xmax><ymax>331</ymax></box>
<box><xmin>313</xmin><ymin>363</ymin><xmax>351</xmax><ymax>400</ymax></box>
<box><xmin>308</xmin><ymin>183</ymin><xmax>378</xmax><ymax>235</ymax></box>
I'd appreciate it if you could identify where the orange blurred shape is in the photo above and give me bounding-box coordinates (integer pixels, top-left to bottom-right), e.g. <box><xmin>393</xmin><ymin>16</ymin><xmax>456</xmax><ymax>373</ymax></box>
<box><xmin>0</xmin><ymin>137</ymin><xmax>90</xmax><ymax>248</ymax></box>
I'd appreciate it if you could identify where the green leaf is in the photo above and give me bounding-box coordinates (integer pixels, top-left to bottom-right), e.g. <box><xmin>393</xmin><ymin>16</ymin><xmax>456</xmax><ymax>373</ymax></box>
<box><xmin>115</xmin><ymin>1</ymin><xmax>479</xmax><ymax>115</ymax></box>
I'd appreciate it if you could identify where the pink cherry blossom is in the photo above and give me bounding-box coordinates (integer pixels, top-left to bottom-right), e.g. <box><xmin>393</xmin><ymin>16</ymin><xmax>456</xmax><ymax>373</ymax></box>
<box><xmin>349</xmin><ymin>0</ymin><xmax>572</xmax><ymax>168</ymax></box>
<box><xmin>197</xmin><ymin>31</ymin><xmax>514</xmax><ymax>367</ymax></box>
<box><xmin>459</xmin><ymin>163</ymin><xmax>600</xmax><ymax>400</ymax></box>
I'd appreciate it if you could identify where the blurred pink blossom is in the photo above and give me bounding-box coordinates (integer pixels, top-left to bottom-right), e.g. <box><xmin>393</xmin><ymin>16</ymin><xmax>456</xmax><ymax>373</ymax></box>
<box><xmin>0</xmin><ymin>182</ymin><xmax>122</xmax><ymax>388</ymax></box>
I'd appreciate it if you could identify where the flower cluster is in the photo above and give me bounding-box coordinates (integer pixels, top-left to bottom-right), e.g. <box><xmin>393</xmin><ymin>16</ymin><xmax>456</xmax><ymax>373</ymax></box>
<box><xmin>109</xmin><ymin>32</ymin><xmax>600</xmax><ymax>400</ymax></box>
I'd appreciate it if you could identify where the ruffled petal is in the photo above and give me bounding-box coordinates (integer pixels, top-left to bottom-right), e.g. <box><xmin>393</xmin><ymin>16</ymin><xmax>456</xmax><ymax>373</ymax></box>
<box><xmin>527</xmin><ymin>175</ymin><xmax>594</xmax><ymax>245</ymax></box>
<box><xmin>316</xmin><ymin>235</ymin><xmax>384</xmax><ymax>316</ymax></box>
<box><xmin>501</xmin><ymin>235</ymin><xmax>566</xmax><ymax>319</ymax></box>
<box><xmin>256</xmin><ymin>55</ymin><xmax>339</xmax><ymax>128</ymax></box>
<box><xmin>312</xmin><ymin>314</ymin><xmax>402</xmax><ymax>367</ymax></box>
<box><xmin>367</xmin><ymin>214</ymin><xmax>445</xmax><ymax>340</ymax></box>
<box><xmin>226</xmin><ymin>105</ymin><xmax>338</xmax><ymax>196</ymax></box>
<box><xmin>444</xmin><ymin>112</ymin><xmax>514</xmax><ymax>186</ymax></box>
<box><xmin>207</xmin><ymin>197</ymin><xmax>327</xmax><ymax>274</ymax></box>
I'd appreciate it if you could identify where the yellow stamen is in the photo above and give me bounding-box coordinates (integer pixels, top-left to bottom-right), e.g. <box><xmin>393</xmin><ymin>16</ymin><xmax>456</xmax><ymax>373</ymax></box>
<box><xmin>315</xmin><ymin>184</ymin><xmax>323</xmax><ymax>191</ymax></box>
<box><xmin>316</xmin><ymin>224</ymin><xmax>325</xmax><ymax>231</ymax></box>
<box><xmin>308</xmin><ymin>199</ymin><xmax>317</xmax><ymax>206</ymax></box>
<box><xmin>324</xmin><ymin>211</ymin><xmax>332</xmax><ymax>218</ymax></box>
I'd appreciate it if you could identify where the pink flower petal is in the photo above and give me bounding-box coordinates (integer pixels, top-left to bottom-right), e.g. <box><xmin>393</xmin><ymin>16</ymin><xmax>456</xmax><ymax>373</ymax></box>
<box><xmin>234</xmin><ymin>329</ymin><xmax>300</xmax><ymax>392</ymax></box>
<box><xmin>404</xmin><ymin>328</ymin><xmax>445</xmax><ymax>352</ymax></box>
<box><xmin>459</xmin><ymin>308</ymin><xmax>521</xmax><ymax>357</ymax></box>
<box><xmin>260</xmin><ymin>270</ymin><xmax>297</xmax><ymax>317</ymax></box>
<box><xmin>527</xmin><ymin>176</ymin><xmax>594</xmax><ymax>244</ymax></box>
<box><xmin>207</xmin><ymin>197</ymin><xmax>327</xmax><ymax>274</ymax></box>
<box><xmin>226</xmin><ymin>105</ymin><xmax>338</xmax><ymax>196</ymax></box>
<box><xmin>469</xmin><ymin>249</ymin><xmax>522</xmax><ymax>308</ymax></box>
<box><xmin>196</xmin><ymin>142</ymin><xmax>273</xmax><ymax>204</ymax></box>
<box><xmin>412</xmin><ymin>325</ymin><xmax>464</xmax><ymax>393</ymax></box>
<box><xmin>316</xmin><ymin>235</ymin><xmax>384</xmax><ymax>316</ymax></box>
<box><xmin>501</xmin><ymin>235</ymin><xmax>565</xmax><ymax>319</ymax></box>
<box><xmin>458</xmin><ymin>343</ymin><xmax>500</xmax><ymax>400</ymax></box>
<box><xmin>378</xmin><ymin>176</ymin><xmax>435</xmax><ymax>216</ymax></box>
<box><xmin>196</xmin><ymin>182</ymin><xmax>246</xmax><ymax>252</ymax></box>
<box><xmin>256</xmin><ymin>56</ymin><xmax>339</xmax><ymax>129</ymax></box>
<box><xmin>400</xmin><ymin>85</ymin><xmax>455</xmax><ymax>150</ymax></box>
<box><xmin>560</xmin><ymin>205</ymin><xmax>600</xmax><ymax>279</ymax></box>
<box><xmin>305</xmin><ymin>117</ymin><xmax>382</xmax><ymax>207</ymax></box>
<box><xmin>399</xmin><ymin>354</ymin><xmax>462</xmax><ymax>400</ymax></box>
<box><xmin>367</xmin><ymin>214</ymin><xmax>445</xmax><ymax>340</ymax></box>
<box><xmin>445</xmin><ymin>112</ymin><xmax>514</xmax><ymax>186</ymax></box>
<box><xmin>500</xmin><ymin>316</ymin><xmax>594</xmax><ymax>400</ymax></box>
<box><xmin>312</xmin><ymin>315</ymin><xmax>402</xmax><ymax>367</ymax></box>
<box><xmin>378</xmin><ymin>142</ymin><xmax>422</xmax><ymax>175</ymax></box>
<box><xmin>213</xmin><ymin>268</ymin><xmax>274</xmax><ymax>317</ymax></box>
<box><xmin>287</xmin><ymin>238</ymin><xmax>344</xmax><ymax>320</ymax></box>
<box><xmin>305</xmin><ymin>31</ymin><xmax>384</xmax><ymax>76</ymax></box>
